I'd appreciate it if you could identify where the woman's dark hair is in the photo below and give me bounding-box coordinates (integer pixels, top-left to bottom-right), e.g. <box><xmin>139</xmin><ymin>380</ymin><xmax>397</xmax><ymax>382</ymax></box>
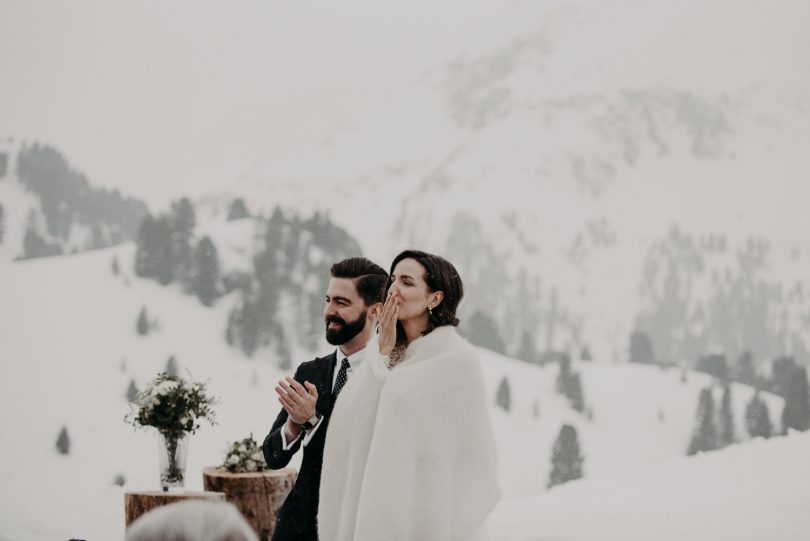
<box><xmin>388</xmin><ymin>249</ymin><xmax>464</xmax><ymax>341</ymax></box>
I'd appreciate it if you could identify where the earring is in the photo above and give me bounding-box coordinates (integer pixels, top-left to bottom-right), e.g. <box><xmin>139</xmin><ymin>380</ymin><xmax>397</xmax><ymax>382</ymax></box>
<box><xmin>428</xmin><ymin>306</ymin><xmax>433</xmax><ymax>316</ymax></box>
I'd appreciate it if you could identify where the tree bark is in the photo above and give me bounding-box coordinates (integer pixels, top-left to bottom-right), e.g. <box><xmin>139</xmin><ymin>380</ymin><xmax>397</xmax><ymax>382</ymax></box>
<box><xmin>202</xmin><ymin>467</ymin><xmax>297</xmax><ymax>541</ymax></box>
<box><xmin>125</xmin><ymin>490</ymin><xmax>225</xmax><ymax>527</ymax></box>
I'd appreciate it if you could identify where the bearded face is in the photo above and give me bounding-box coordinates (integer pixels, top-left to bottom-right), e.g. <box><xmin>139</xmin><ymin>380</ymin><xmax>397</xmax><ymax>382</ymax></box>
<box><xmin>325</xmin><ymin>309</ymin><xmax>368</xmax><ymax>345</ymax></box>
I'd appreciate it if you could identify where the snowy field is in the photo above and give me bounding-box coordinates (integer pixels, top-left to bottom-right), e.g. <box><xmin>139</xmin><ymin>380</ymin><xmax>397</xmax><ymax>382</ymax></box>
<box><xmin>1</xmin><ymin>246</ymin><xmax>807</xmax><ymax>540</ymax></box>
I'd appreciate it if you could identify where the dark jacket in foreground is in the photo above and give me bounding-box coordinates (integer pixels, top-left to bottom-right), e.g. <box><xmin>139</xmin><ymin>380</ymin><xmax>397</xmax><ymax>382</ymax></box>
<box><xmin>263</xmin><ymin>352</ymin><xmax>338</xmax><ymax>541</ymax></box>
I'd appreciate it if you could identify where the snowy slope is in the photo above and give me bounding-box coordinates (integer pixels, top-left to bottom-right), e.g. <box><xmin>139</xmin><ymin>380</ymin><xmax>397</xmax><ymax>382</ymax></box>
<box><xmin>490</xmin><ymin>431</ymin><xmax>810</xmax><ymax>541</ymax></box>
<box><xmin>0</xmin><ymin>246</ymin><xmax>796</xmax><ymax>540</ymax></box>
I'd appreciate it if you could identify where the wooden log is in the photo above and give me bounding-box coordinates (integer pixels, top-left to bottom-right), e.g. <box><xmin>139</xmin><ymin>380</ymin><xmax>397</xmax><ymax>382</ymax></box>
<box><xmin>124</xmin><ymin>490</ymin><xmax>225</xmax><ymax>527</ymax></box>
<box><xmin>203</xmin><ymin>466</ymin><xmax>297</xmax><ymax>541</ymax></box>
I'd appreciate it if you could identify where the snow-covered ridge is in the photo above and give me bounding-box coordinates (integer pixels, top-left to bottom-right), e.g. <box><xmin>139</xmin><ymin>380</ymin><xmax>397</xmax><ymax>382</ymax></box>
<box><xmin>0</xmin><ymin>245</ymin><xmax>796</xmax><ymax>540</ymax></box>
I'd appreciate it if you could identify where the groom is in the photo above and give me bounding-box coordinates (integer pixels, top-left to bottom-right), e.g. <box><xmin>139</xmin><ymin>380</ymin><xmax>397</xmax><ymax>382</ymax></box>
<box><xmin>263</xmin><ymin>257</ymin><xmax>388</xmax><ymax>541</ymax></box>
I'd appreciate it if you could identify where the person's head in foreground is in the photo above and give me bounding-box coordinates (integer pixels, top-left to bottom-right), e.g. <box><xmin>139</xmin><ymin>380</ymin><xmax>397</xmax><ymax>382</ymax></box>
<box><xmin>386</xmin><ymin>249</ymin><xmax>463</xmax><ymax>343</ymax></box>
<box><xmin>125</xmin><ymin>500</ymin><xmax>258</xmax><ymax>541</ymax></box>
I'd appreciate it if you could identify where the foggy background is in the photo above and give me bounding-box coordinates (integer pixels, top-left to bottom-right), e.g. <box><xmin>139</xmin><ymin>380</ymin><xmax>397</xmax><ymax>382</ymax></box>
<box><xmin>1</xmin><ymin>0</ymin><xmax>809</xmax><ymax>539</ymax></box>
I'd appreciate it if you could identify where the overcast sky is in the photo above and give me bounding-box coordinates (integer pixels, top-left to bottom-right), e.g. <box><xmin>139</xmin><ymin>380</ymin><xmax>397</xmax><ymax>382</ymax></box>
<box><xmin>2</xmin><ymin>0</ymin><xmax>808</xmax><ymax>210</ymax></box>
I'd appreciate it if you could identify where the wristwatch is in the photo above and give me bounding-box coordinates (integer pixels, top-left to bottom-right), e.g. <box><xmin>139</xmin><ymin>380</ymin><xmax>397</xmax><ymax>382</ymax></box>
<box><xmin>302</xmin><ymin>413</ymin><xmax>321</xmax><ymax>430</ymax></box>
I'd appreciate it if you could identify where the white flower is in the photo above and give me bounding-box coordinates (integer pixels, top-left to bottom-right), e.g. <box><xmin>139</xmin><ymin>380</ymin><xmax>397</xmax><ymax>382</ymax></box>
<box><xmin>245</xmin><ymin>460</ymin><xmax>257</xmax><ymax>472</ymax></box>
<box><xmin>156</xmin><ymin>381</ymin><xmax>179</xmax><ymax>396</ymax></box>
<box><xmin>238</xmin><ymin>444</ymin><xmax>247</xmax><ymax>453</ymax></box>
<box><xmin>179</xmin><ymin>416</ymin><xmax>189</xmax><ymax>426</ymax></box>
<box><xmin>226</xmin><ymin>455</ymin><xmax>240</xmax><ymax>465</ymax></box>
<box><xmin>251</xmin><ymin>452</ymin><xmax>263</xmax><ymax>462</ymax></box>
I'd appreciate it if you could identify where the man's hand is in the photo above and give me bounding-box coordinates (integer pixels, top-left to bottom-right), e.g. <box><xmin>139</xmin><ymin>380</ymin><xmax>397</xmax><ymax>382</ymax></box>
<box><xmin>378</xmin><ymin>292</ymin><xmax>400</xmax><ymax>356</ymax></box>
<box><xmin>276</xmin><ymin>377</ymin><xmax>318</xmax><ymax>426</ymax></box>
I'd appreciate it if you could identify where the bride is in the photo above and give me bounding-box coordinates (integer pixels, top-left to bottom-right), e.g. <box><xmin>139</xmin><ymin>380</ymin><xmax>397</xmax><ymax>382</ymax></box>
<box><xmin>318</xmin><ymin>249</ymin><xmax>501</xmax><ymax>540</ymax></box>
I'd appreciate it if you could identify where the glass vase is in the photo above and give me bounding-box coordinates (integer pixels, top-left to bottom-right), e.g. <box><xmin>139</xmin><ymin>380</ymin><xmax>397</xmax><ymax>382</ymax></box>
<box><xmin>157</xmin><ymin>432</ymin><xmax>189</xmax><ymax>492</ymax></box>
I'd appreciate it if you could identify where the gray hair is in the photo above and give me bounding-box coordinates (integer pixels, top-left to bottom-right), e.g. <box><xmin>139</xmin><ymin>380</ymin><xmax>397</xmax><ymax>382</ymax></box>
<box><xmin>126</xmin><ymin>500</ymin><xmax>258</xmax><ymax>541</ymax></box>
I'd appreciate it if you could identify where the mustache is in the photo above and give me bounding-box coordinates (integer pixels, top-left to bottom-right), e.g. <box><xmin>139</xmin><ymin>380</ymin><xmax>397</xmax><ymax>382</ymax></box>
<box><xmin>325</xmin><ymin>316</ymin><xmax>346</xmax><ymax>326</ymax></box>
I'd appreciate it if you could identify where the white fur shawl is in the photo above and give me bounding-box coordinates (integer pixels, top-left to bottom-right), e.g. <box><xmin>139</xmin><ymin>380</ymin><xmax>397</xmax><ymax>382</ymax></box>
<box><xmin>318</xmin><ymin>326</ymin><xmax>501</xmax><ymax>541</ymax></box>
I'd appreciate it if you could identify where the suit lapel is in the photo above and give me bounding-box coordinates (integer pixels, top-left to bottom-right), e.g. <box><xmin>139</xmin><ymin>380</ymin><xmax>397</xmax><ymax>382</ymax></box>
<box><xmin>315</xmin><ymin>351</ymin><xmax>338</xmax><ymax>415</ymax></box>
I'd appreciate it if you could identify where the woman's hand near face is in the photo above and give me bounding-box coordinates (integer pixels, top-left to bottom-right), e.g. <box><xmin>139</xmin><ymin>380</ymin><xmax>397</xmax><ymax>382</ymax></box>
<box><xmin>378</xmin><ymin>292</ymin><xmax>399</xmax><ymax>356</ymax></box>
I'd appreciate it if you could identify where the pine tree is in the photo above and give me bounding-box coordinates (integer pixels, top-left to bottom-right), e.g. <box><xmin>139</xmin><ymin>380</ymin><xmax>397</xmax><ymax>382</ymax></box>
<box><xmin>735</xmin><ymin>350</ymin><xmax>756</xmax><ymax>386</ymax></box>
<box><xmin>56</xmin><ymin>426</ymin><xmax>70</xmax><ymax>455</ymax></box>
<box><xmin>227</xmin><ymin>198</ymin><xmax>250</xmax><ymax>221</ymax></box>
<box><xmin>191</xmin><ymin>236</ymin><xmax>220</xmax><ymax>306</ymax></box>
<box><xmin>580</xmin><ymin>344</ymin><xmax>592</xmax><ymax>361</ymax></box>
<box><xmin>745</xmin><ymin>391</ymin><xmax>773</xmax><ymax>439</ymax></box>
<box><xmin>111</xmin><ymin>254</ymin><xmax>120</xmax><ymax>276</ymax></box>
<box><xmin>547</xmin><ymin>424</ymin><xmax>584</xmax><ymax>488</ymax></box>
<box><xmin>136</xmin><ymin>306</ymin><xmax>149</xmax><ymax>336</ymax></box>
<box><xmin>515</xmin><ymin>331</ymin><xmax>538</xmax><ymax>364</ymax></box>
<box><xmin>687</xmin><ymin>387</ymin><xmax>718</xmax><ymax>455</ymax></box>
<box><xmin>165</xmin><ymin>356</ymin><xmax>179</xmax><ymax>377</ymax></box>
<box><xmin>568</xmin><ymin>372</ymin><xmax>585</xmax><ymax>413</ymax></box>
<box><xmin>629</xmin><ymin>330</ymin><xmax>655</xmax><ymax>364</ymax></box>
<box><xmin>717</xmin><ymin>384</ymin><xmax>735</xmax><ymax>447</ymax></box>
<box><xmin>496</xmin><ymin>377</ymin><xmax>511</xmax><ymax>411</ymax></box>
<box><xmin>126</xmin><ymin>379</ymin><xmax>139</xmax><ymax>403</ymax></box>
<box><xmin>781</xmin><ymin>366</ymin><xmax>810</xmax><ymax>433</ymax></box>
<box><xmin>463</xmin><ymin>311</ymin><xmax>506</xmax><ymax>355</ymax></box>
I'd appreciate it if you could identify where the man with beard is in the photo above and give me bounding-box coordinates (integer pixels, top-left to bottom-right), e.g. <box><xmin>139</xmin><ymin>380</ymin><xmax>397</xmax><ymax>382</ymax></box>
<box><xmin>263</xmin><ymin>257</ymin><xmax>388</xmax><ymax>541</ymax></box>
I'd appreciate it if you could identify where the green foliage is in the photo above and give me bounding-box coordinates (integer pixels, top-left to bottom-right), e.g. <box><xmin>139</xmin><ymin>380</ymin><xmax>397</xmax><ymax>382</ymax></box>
<box><xmin>745</xmin><ymin>391</ymin><xmax>772</xmax><ymax>439</ymax></box>
<box><xmin>56</xmin><ymin>426</ymin><xmax>70</xmax><ymax>455</ymax></box>
<box><xmin>496</xmin><ymin>377</ymin><xmax>511</xmax><ymax>412</ymax></box>
<box><xmin>165</xmin><ymin>356</ymin><xmax>179</xmax><ymax>377</ymax></box>
<box><xmin>548</xmin><ymin>424</ymin><xmax>584</xmax><ymax>488</ymax></box>
<box><xmin>136</xmin><ymin>306</ymin><xmax>149</xmax><ymax>336</ymax></box>
<box><xmin>515</xmin><ymin>331</ymin><xmax>538</xmax><ymax>364</ymax></box>
<box><xmin>227</xmin><ymin>198</ymin><xmax>250</xmax><ymax>221</ymax></box>
<box><xmin>125</xmin><ymin>372</ymin><xmax>217</xmax><ymax>442</ymax></box>
<box><xmin>629</xmin><ymin>330</ymin><xmax>655</xmax><ymax>364</ymax></box>
<box><xmin>191</xmin><ymin>236</ymin><xmax>219</xmax><ymax>306</ymax></box>
<box><xmin>717</xmin><ymin>384</ymin><xmax>735</xmax><ymax>447</ymax></box>
<box><xmin>126</xmin><ymin>379</ymin><xmax>139</xmax><ymax>403</ymax></box>
<box><xmin>462</xmin><ymin>310</ymin><xmax>506</xmax><ymax>355</ymax></box>
<box><xmin>16</xmin><ymin>143</ymin><xmax>147</xmax><ymax>250</ymax></box>
<box><xmin>555</xmin><ymin>354</ymin><xmax>586</xmax><ymax>412</ymax></box>
<box><xmin>687</xmin><ymin>387</ymin><xmax>718</xmax><ymax>455</ymax></box>
<box><xmin>781</xmin><ymin>366</ymin><xmax>810</xmax><ymax>433</ymax></box>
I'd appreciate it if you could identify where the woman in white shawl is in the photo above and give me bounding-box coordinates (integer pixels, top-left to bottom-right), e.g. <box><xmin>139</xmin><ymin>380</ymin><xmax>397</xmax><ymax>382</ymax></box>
<box><xmin>319</xmin><ymin>250</ymin><xmax>501</xmax><ymax>541</ymax></box>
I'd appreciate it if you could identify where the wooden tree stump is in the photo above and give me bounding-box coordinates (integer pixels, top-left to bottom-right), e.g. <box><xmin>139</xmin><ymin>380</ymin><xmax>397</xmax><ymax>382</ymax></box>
<box><xmin>124</xmin><ymin>490</ymin><xmax>225</xmax><ymax>527</ymax></box>
<box><xmin>203</xmin><ymin>467</ymin><xmax>297</xmax><ymax>541</ymax></box>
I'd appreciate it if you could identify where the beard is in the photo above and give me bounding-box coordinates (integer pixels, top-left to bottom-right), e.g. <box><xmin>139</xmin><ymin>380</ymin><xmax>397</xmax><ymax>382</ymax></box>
<box><xmin>325</xmin><ymin>310</ymin><xmax>367</xmax><ymax>345</ymax></box>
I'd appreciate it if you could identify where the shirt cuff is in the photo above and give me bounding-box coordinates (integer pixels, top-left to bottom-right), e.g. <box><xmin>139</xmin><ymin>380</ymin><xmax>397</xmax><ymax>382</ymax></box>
<box><xmin>280</xmin><ymin>423</ymin><xmax>301</xmax><ymax>450</ymax></box>
<box><xmin>302</xmin><ymin>416</ymin><xmax>324</xmax><ymax>448</ymax></box>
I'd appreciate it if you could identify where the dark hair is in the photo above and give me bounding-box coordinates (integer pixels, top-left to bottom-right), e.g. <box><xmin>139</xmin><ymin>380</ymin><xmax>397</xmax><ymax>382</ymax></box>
<box><xmin>388</xmin><ymin>249</ymin><xmax>464</xmax><ymax>340</ymax></box>
<box><xmin>330</xmin><ymin>257</ymin><xmax>389</xmax><ymax>305</ymax></box>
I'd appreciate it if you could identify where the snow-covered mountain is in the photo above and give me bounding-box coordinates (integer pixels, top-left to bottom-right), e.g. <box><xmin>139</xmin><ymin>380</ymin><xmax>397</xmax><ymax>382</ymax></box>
<box><xmin>195</xmin><ymin>0</ymin><xmax>810</xmax><ymax>366</ymax></box>
<box><xmin>0</xmin><ymin>243</ymin><xmax>797</xmax><ymax>540</ymax></box>
<box><xmin>0</xmin><ymin>139</ymin><xmax>148</xmax><ymax>262</ymax></box>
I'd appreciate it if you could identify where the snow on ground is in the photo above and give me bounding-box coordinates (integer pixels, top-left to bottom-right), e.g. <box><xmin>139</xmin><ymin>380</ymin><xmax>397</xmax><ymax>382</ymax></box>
<box><xmin>0</xmin><ymin>247</ymin><xmax>803</xmax><ymax>540</ymax></box>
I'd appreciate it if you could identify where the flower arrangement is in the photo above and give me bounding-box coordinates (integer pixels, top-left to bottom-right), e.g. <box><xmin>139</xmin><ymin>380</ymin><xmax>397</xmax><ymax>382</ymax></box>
<box><xmin>126</xmin><ymin>372</ymin><xmax>217</xmax><ymax>487</ymax></box>
<box><xmin>222</xmin><ymin>434</ymin><xmax>269</xmax><ymax>473</ymax></box>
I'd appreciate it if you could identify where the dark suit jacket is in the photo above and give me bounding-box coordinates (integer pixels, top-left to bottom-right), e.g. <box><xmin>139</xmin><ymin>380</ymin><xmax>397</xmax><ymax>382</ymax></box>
<box><xmin>263</xmin><ymin>352</ymin><xmax>338</xmax><ymax>541</ymax></box>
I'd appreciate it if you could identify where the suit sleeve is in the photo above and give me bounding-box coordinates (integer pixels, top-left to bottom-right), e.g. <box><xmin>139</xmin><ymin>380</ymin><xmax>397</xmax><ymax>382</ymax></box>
<box><xmin>262</xmin><ymin>363</ymin><xmax>306</xmax><ymax>469</ymax></box>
